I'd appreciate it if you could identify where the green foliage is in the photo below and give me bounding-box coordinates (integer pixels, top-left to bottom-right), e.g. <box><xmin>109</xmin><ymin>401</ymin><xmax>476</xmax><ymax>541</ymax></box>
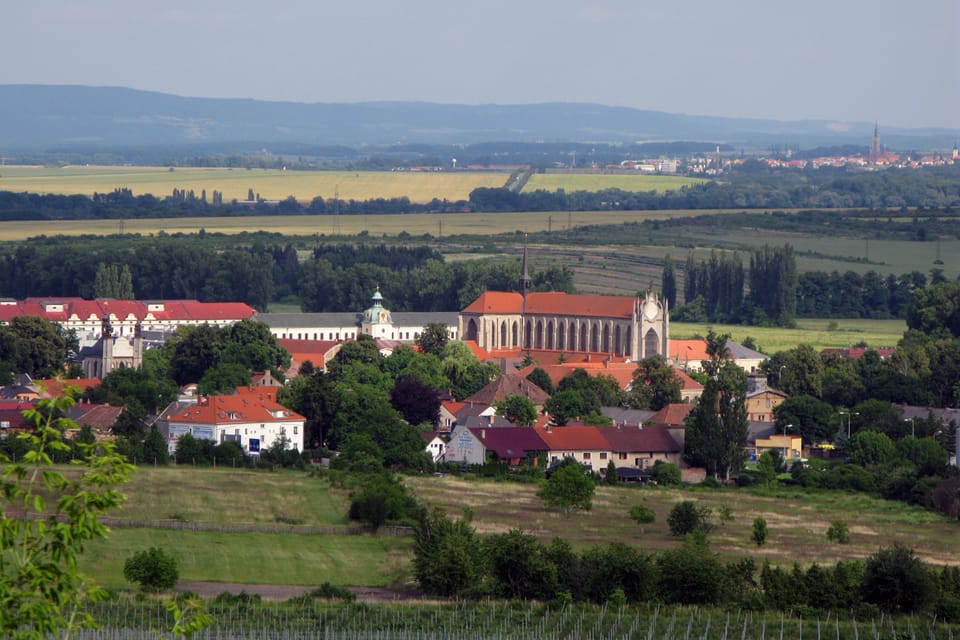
<box><xmin>846</xmin><ymin>430</ymin><xmax>896</xmax><ymax>466</ymax></box>
<box><xmin>543</xmin><ymin>389</ymin><xmax>585</xmax><ymax>426</ymax></box>
<box><xmin>650</xmin><ymin>461</ymin><xmax>681</xmax><ymax>485</ymax></box>
<box><xmin>495</xmin><ymin>394</ymin><xmax>538</xmax><ymax>427</ymax></box>
<box><xmin>629</xmin><ymin>504</ymin><xmax>656</xmax><ymax>525</ymax></box>
<box><xmin>413</xmin><ymin>508</ymin><xmax>484</xmax><ymax>597</ymax></box>
<box><xmin>657</xmin><ymin>535</ymin><xmax>724</xmax><ymax>604</ymax></box>
<box><xmin>123</xmin><ymin>546</ymin><xmax>180</xmax><ymax>592</ymax></box>
<box><xmin>773</xmin><ymin>394</ymin><xmax>837</xmax><ymax>442</ymax></box>
<box><xmin>539</xmin><ymin>462</ymin><xmax>595</xmax><ymax>511</ymax></box>
<box><xmin>751</xmin><ymin>517</ymin><xmax>768</xmax><ymax>546</ymax></box>
<box><xmin>0</xmin><ymin>395</ymin><xmax>134</xmax><ymax>637</ymax></box>
<box><xmin>756</xmin><ymin>451</ymin><xmax>779</xmax><ymax>488</ymax></box>
<box><xmin>630</xmin><ymin>354</ymin><xmax>682</xmax><ymax>410</ymax></box>
<box><xmin>348</xmin><ymin>472</ymin><xmax>423</xmax><ymax>531</ymax></box>
<box><xmin>604</xmin><ymin>459</ymin><xmax>618</xmax><ymax>485</ymax></box>
<box><xmin>861</xmin><ymin>544</ymin><xmax>935</xmax><ymax>614</ymax></box>
<box><xmin>525</xmin><ymin>367</ymin><xmax>555</xmax><ymax>395</ymax></box>
<box><xmin>198</xmin><ymin>361</ymin><xmax>251</xmax><ymax>395</ymax></box>
<box><xmin>683</xmin><ymin>350</ymin><xmax>748</xmax><ymax>480</ymax></box>
<box><xmin>415</xmin><ymin>322</ymin><xmax>449</xmax><ymax>356</ymax></box>
<box><xmin>556</xmin><ymin>369</ymin><xmax>624</xmax><ymax>412</ymax></box>
<box><xmin>0</xmin><ymin>315</ymin><xmax>69</xmax><ymax>378</ymax></box>
<box><xmin>826</xmin><ymin>520</ymin><xmax>851</xmax><ymax>544</ymax></box>
<box><xmin>667</xmin><ymin>500</ymin><xmax>714</xmax><ymax>537</ymax></box>
<box><xmin>907</xmin><ymin>280</ymin><xmax>960</xmax><ymax>338</ymax></box>
<box><xmin>94</xmin><ymin>262</ymin><xmax>134</xmax><ymax>299</ymax></box>
<box><xmin>484</xmin><ymin>529</ymin><xmax>558</xmax><ymax>599</ymax></box>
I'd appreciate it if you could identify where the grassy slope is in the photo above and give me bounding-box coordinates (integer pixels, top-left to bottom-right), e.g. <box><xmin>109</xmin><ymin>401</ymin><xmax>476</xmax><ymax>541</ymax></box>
<box><xmin>671</xmin><ymin>318</ymin><xmax>907</xmax><ymax>353</ymax></box>
<box><xmin>74</xmin><ymin>467</ymin><xmax>960</xmax><ymax>590</ymax></box>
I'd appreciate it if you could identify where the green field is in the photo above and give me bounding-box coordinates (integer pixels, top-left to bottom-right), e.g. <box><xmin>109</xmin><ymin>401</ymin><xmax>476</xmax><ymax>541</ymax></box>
<box><xmin>524</xmin><ymin>173</ymin><xmax>707</xmax><ymax>193</ymax></box>
<box><xmin>68</xmin><ymin>467</ymin><xmax>960</xmax><ymax>591</ymax></box>
<box><xmin>672</xmin><ymin>318</ymin><xmax>907</xmax><ymax>353</ymax></box>
<box><xmin>0</xmin><ymin>165</ymin><xmax>509</xmax><ymax>203</ymax></box>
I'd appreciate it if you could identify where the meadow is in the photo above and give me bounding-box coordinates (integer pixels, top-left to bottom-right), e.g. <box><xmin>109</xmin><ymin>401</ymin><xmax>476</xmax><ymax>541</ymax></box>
<box><xmin>524</xmin><ymin>172</ymin><xmax>707</xmax><ymax>193</ymax></box>
<box><xmin>671</xmin><ymin>318</ymin><xmax>907</xmax><ymax>353</ymax></box>
<box><xmin>0</xmin><ymin>165</ymin><xmax>509</xmax><ymax>203</ymax></box>
<box><xmin>73</xmin><ymin>466</ymin><xmax>960</xmax><ymax>592</ymax></box>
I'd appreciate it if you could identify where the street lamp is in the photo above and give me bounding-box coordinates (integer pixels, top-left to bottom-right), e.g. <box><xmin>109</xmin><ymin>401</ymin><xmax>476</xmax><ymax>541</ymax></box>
<box><xmin>904</xmin><ymin>417</ymin><xmax>915</xmax><ymax>438</ymax></box>
<box><xmin>839</xmin><ymin>411</ymin><xmax>859</xmax><ymax>438</ymax></box>
<box><xmin>778</xmin><ymin>365</ymin><xmax>786</xmax><ymax>386</ymax></box>
<box><xmin>783</xmin><ymin>423</ymin><xmax>793</xmax><ymax>435</ymax></box>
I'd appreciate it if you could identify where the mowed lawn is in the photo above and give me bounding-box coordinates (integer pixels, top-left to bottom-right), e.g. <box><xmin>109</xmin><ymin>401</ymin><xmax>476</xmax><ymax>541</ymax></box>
<box><xmin>0</xmin><ymin>165</ymin><xmax>509</xmax><ymax>203</ymax></box>
<box><xmin>671</xmin><ymin>318</ymin><xmax>906</xmax><ymax>354</ymax></box>
<box><xmin>524</xmin><ymin>173</ymin><xmax>707</xmax><ymax>193</ymax></box>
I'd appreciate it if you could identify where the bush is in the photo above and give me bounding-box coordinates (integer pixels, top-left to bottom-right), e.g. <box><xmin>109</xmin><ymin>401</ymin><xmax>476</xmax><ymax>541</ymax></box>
<box><xmin>123</xmin><ymin>547</ymin><xmax>179</xmax><ymax>592</ymax></box>
<box><xmin>751</xmin><ymin>517</ymin><xmax>768</xmax><ymax>546</ymax></box>
<box><xmin>826</xmin><ymin>520</ymin><xmax>851</xmax><ymax>544</ymax></box>
<box><xmin>650</xmin><ymin>461</ymin><xmax>681</xmax><ymax>485</ymax></box>
<box><xmin>538</xmin><ymin>462</ymin><xmax>595</xmax><ymax>511</ymax></box>
<box><xmin>667</xmin><ymin>501</ymin><xmax>714</xmax><ymax>536</ymax></box>
<box><xmin>348</xmin><ymin>472</ymin><xmax>423</xmax><ymax>531</ymax></box>
<box><xmin>861</xmin><ymin>544</ymin><xmax>934</xmax><ymax>614</ymax></box>
<box><xmin>629</xmin><ymin>504</ymin><xmax>656</xmax><ymax>525</ymax></box>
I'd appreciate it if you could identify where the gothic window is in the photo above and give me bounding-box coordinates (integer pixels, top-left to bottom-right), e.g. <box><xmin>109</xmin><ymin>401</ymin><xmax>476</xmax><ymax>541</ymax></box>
<box><xmin>644</xmin><ymin>328</ymin><xmax>659</xmax><ymax>356</ymax></box>
<box><xmin>579</xmin><ymin>324</ymin><xmax>588</xmax><ymax>352</ymax></box>
<box><xmin>590</xmin><ymin>324</ymin><xmax>600</xmax><ymax>352</ymax></box>
<box><xmin>602</xmin><ymin>325</ymin><xmax>610</xmax><ymax>353</ymax></box>
<box><xmin>557</xmin><ymin>322</ymin><xmax>566</xmax><ymax>350</ymax></box>
<box><xmin>465</xmin><ymin>319</ymin><xmax>478</xmax><ymax>342</ymax></box>
<box><xmin>512</xmin><ymin>321</ymin><xmax>518</xmax><ymax>347</ymax></box>
<box><xmin>535</xmin><ymin>320</ymin><xmax>543</xmax><ymax>349</ymax></box>
<box><xmin>546</xmin><ymin>321</ymin><xmax>554</xmax><ymax>350</ymax></box>
<box><xmin>614</xmin><ymin>326</ymin><xmax>622</xmax><ymax>355</ymax></box>
<box><xmin>500</xmin><ymin>321</ymin><xmax>507</xmax><ymax>347</ymax></box>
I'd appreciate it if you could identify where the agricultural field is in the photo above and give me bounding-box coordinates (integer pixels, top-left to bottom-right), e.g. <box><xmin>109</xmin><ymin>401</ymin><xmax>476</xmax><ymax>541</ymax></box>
<box><xmin>524</xmin><ymin>173</ymin><xmax>707</xmax><ymax>193</ymax></box>
<box><xmin>72</xmin><ymin>466</ymin><xmax>960</xmax><ymax>593</ymax></box>
<box><xmin>671</xmin><ymin>318</ymin><xmax>907</xmax><ymax>354</ymax></box>
<box><xmin>0</xmin><ymin>165</ymin><xmax>509</xmax><ymax>203</ymax></box>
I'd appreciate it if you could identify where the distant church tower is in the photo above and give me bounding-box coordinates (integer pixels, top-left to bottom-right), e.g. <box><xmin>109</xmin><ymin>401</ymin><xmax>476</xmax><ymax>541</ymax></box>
<box><xmin>518</xmin><ymin>244</ymin><xmax>532</xmax><ymax>349</ymax></box>
<box><xmin>870</xmin><ymin>122</ymin><xmax>881</xmax><ymax>162</ymax></box>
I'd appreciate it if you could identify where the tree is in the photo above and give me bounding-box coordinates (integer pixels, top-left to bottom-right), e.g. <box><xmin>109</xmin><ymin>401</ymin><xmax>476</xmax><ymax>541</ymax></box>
<box><xmin>123</xmin><ymin>547</ymin><xmax>179</xmax><ymax>592</ymax></box>
<box><xmin>538</xmin><ymin>462</ymin><xmax>595</xmax><ymax>511</ymax></box>
<box><xmin>0</xmin><ymin>315</ymin><xmax>69</xmax><ymax>378</ymax></box>
<box><xmin>906</xmin><ymin>280</ymin><xmax>960</xmax><ymax>338</ymax></box>
<box><xmin>0</xmin><ymin>395</ymin><xmax>134</xmax><ymax>637</ymax></box>
<box><xmin>389</xmin><ymin>377</ymin><xmax>441</xmax><ymax>428</ymax></box>
<box><xmin>415</xmin><ymin>322</ymin><xmax>449</xmax><ymax>356</ymax></box>
<box><xmin>661</xmin><ymin>255</ymin><xmax>677</xmax><ymax>310</ymax></box>
<box><xmin>631</xmin><ymin>354</ymin><xmax>682</xmax><ymax>410</ymax></box>
<box><xmin>484</xmin><ymin>529</ymin><xmax>558</xmax><ymax>600</ymax></box>
<box><xmin>348</xmin><ymin>472</ymin><xmax>422</xmax><ymax>531</ymax></box>
<box><xmin>526</xmin><ymin>367</ymin><xmax>555</xmax><ymax>395</ymax></box>
<box><xmin>495</xmin><ymin>394</ymin><xmax>538</xmax><ymax>427</ymax></box>
<box><xmin>846</xmin><ymin>430</ymin><xmax>896</xmax><ymax>466</ymax></box>
<box><xmin>667</xmin><ymin>500</ymin><xmax>714</xmax><ymax>536</ymax></box>
<box><xmin>756</xmin><ymin>451</ymin><xmax>779</xmax><ymax>488</ymax></box>
<box><xmin>650</xmin><ymin>461</ymin><xmax>681</xmax><ymax>485</ymax></box>
<box><xmin>861</xmin><ymin>544</ymin><xmax>934</xmax><ymax>614</ymax></box>
<box><xmin>629</xmin><ymin>504</ymin><xmax>656</xmax><ymax>531</ymax></box>
<box><xmin>198</xmin><ymin>361</ymin><xmax>251</xmax><ymax>395</ymax></box>
<box><xmin>413</xmin><ymin>508</ymin><xmax>484</xmax><ymax>597</ymax></box>
<box><xmin>162</xmin><ymin>324</ymin><xmax>224</xmax><ymax>386</ymax></box>
<box><xmin>683</xmin><ymin>356</ymin><xmax>748</xmax><ymax>481</ymax></box>
<box><xmin>543</xmin><ymin>389</ymin><xmax>585</xmax><ymax>426</ymax></box>
<box><xmin>764</xmin><ymin>343</ymin><xmax>823</xmax><ymax>397</ymax></box>
<box><xmin>657</xmin><ymin>535</ymin><xmax>724</xmax><ymax>604</ymax></box>
<box><xmin>773</xmin><ymin>395</ymin><xmax>837</xmax><ymax>442</ymax></box>
<box><xmin>826</xmin><ymin>520</ymin><xmax>851</xmax><ymax>544</ymax></box>
<box><xmin>751</xmin><ymin>517</ymin><xmax>768</xmax><ymax>546</ymax></box>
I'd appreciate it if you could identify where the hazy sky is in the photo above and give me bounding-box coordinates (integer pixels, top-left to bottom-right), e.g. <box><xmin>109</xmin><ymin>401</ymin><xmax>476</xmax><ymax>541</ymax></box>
<box><xmin>4</xmin><ymin>0</ymin><xmax>958</xmax><ymax>129</ymax></box>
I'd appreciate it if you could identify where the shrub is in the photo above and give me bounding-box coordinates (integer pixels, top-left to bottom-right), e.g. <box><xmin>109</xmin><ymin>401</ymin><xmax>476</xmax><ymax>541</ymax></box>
<box><xmin>123</xmin><ymin>547</ymin><xmax>179</xmax><ymax>592</ymax></box>
<box><xmin>348</xmin><ymin>472</ymin><xmax>423</xmax><ymax>531</ymax></box>
<box><xmin>538</xmin><ymin>462</ymin><xmax>595</xmax><ymax>512</ymax></box>
<box><xmin>751</xmin><ymin>517</ymin><xmax>768</xmax><ymax>546</ymax></box>
<box><xmin>861</xmin><ymin>544</ymin><xmax>934</xmax><ymax>614</ymax></box>
<box><xmin>629</xmin><ymin>504</ymin><xmax>656</xmax><ymax>525</ymax></box>
<box><xmin>667</xmin><ymin>501</ymin><xmax>714</xmax><ymax>536</ymax></box>
<box><xmin>826</xmin><ymin>520</ymin><xmax>851</xmax><ymax>544</ymax></box>
<box><xmin>650</xmin><ymin>461</ymin><xmax>681</xmax><ymax>485</ymax></box>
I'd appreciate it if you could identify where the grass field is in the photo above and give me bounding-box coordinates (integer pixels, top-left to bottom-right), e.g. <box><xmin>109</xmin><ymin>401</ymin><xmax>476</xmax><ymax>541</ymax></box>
<box><xmin>65</xmin><ymin>466</ymin><xmax>960</xmax><ymax>591</ymax></box>
<box><xmin>671</xmin><ymin>318</ymin><xmax>907</xmax><ymax>353</ymax></box>
<box><xmin>524</xmin><ymin>173</ymin><xmax>707</xmax><ymax>193</ymax></box>
<box><xmin>0</xmin><ymin>165</ymin><xmax>509</xmax><ymax>203</ymax></box>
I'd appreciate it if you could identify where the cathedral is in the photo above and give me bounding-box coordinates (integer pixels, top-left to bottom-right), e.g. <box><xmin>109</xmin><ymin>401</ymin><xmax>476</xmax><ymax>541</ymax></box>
<box><xmin>458</xmin><ymin>249</ymin><xmax>669</xmax><ymax>361</ymax></box>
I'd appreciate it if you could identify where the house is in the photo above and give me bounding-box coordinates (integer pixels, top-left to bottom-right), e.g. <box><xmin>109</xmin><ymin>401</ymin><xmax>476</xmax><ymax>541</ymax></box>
<box><xmin>462</xmin><ymin>373</ymin><xmax>551</xmax><ymax>413</ymax></box>
<box><xmin>534</xmin><ymin>425</ymin><xmax>612</xmax><ymax>473</ymax></box>
<box><xmin>669</xmin><ymin>339</ymin><xmax>767</xmax><ymax>374</ymax></box>
<box><xmin>161</xmin><ymin>387</ymin><xmax>305</xmax><ymax>455</ymax></box>
<box><xmin>751</xmin><ymin>432</ymin><xmax>803</xmax><ymax>463</ymax></box>
<box><xmin>645</xmin><ymin>403</ymin><xmax>694</xmax><ymax>450</ymax></box>
<box><xmin>438</xmin><ymin>400</ymin><xmax>465</xmax><ymax>432</ymax></box>
<box><xmin>421</xmin><ymin>431</ymin><xmax>446</xmax><ymax>463</ymax></box>
<box><xmin>444</xmin><ymin>423</ymin><xmax>548</xmax><ymax>466</ymax></box>
<box><xmin>745</xmin><ymin>376</ymin><xmax>789</xmax><ymax>422</ymax></box>
<box><xmin>599</xmin><ymin>425</ymin><xmax>683</xmax><ymax>470</ymax></box>
<box><xmin>278</xmin><ymin>339</ymin><xmax>342</xmax><ymax>375</ymax></box>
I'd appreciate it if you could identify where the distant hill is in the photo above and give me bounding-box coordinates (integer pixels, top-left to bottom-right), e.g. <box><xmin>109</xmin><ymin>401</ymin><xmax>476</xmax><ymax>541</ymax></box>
<box><xmin>0</xmin><ymin>84</ymin><xmax>956</xmax><ymax>153</ymax></box>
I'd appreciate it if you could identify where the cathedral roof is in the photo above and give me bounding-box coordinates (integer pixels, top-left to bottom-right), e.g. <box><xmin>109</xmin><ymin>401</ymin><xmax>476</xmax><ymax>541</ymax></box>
<box><xmin>462</xmin><ymin>291</ymin><xmax>637</xmax><ymax>318</ymax></box>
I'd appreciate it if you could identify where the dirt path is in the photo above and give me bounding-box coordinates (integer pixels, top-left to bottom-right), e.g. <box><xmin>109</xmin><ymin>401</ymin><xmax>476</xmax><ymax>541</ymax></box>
<box><xmin>177</xmin><ymin>581</ymin><xmax>421</xmax><ymax>603</ymax></box>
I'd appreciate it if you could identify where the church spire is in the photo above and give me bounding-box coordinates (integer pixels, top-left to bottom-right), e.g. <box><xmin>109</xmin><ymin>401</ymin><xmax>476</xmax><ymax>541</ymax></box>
<box><xmin>519</xmin><ymin>243</ymin><xmax>532</xmax><ymax>297</ymax></box>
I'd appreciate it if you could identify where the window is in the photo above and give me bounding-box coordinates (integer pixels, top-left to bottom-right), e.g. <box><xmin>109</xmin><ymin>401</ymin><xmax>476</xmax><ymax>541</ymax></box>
<box><xmin>599</xmin><ymin>452</ymin><xmax>607</xmax><ymax>460</ymax></box>
<box><xmin>619</xmin><ymin>452</ymin><xmax>627</xmax><ymax>460</ymax></box>
<box><xmin>293</xmin><ymin>426</ymin><xmax>298</xmax><ymax>435</ymax></box>
<box><xmin>583</xmin><ymin>452</ymin><xmax>591</xmax><ymax>460</ymax></box>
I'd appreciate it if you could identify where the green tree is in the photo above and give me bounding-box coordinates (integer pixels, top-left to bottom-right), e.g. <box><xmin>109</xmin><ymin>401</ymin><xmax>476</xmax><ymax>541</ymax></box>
<box><xmin>413</xmin><ymin>509</ymin><xmax>484</xmax><ymax>597</ymax></box>
<box><xmin>756</xmin><ymin>451</ymin><xmax>779</xmax><ymax>488</ymax></box>
<box><xmin>496</xmin><ymin>394</ymin><xmax>538</xmax><ymax>426</ymax></box>
<box><xmin>751</xmin><ymin>516</ymin><xmax>768</xmax><ymax>546</ymax></box>
<box><xmin>123</xmin><ymin>546</ymin><xmax>179</xmax><ymax>592</ymax></box>
<box><xmin>484</xmin><ymin>529</ymin><xmax>558</xmax><ymax>600</ymax></box>
<box><xmin>861</xmin><ymin>544</ymin><xmax>934</xmax><ymax>614</ymax></box>
<box><xmin>543</xmin><ymin>389</ymin><xmax>586</xmax><ymax>426</ymax></box>
<box><xmin>142</xmin><ymin>425</ymin><xmax>170</xmax><ymax>465</ymax></box>
<box><xmin>0</xmin><ymin>315</ymin><xmax>69</xmax><ymax>378</ymax></box>
<box><xmin>667</xmin><ymin>500</ymin><xmax>714</xmax><ymax>536</ymax></box>
<box><xmin>415</xmin><ymin>322</ymin><xmax>449</xmax><ymax>357</ymax></box>
<box><xmin>348</xmin><ymin>472</ymin><xmax>422</xmax><ymax>531</ymax></box>
<box><xmin>629</xmin><ymin>504</ymin><xmax>656</xmax><ymax>532</ymax></box>
<box><xmin>826</xmin><ymin>520</ymin><xmax>851</xmax><ymax>544</ymax></box>
<box><xmin>525</xmin><ymin>367</ymin><xmax>555</xmax><ymax>395</ymax></box>
<box><xmin>764</xmin><ymin>343</ymin><xmax>823</xmax><ymax>397</ymax></box>
<box><xmin>661</xmin><ymin>255</ymin><xmax>677</xmax><ymax>310</ymax></box>
<box><xmin>538</xmin><ymin>462</ymin><xmax>595</xmax><ymax>511</ymax></box>
<box><xmin>657</xmin><ymin>535</ymin><xmax>724</xmax><ymax>604</ymax></box>
<box><xmin>650</xmin><ymin>460</ymin><xmax>681</xmax><ymax>485</ymax></box>
<box><xmin>0</xmin><ymin>395</ymin><xmax>134</xmax><ymax>637</ymax></box>
<box><xmin>198</xmin><ymin>361</ymin><xmax>251</xmax><ymax>395</ymax></box>
<box><xmin>773</xmin><ymin>394</ymin><xmax>837</xmax><ymax>442</ymax></box>
<box><xmin>162</xmin><ymin>324</ymin><xmax>224</xmax><ymax>386</ymax></box>
<box><xmin>631</xmin><ymin>354</ymin><xmax>682</xmax><ymax>410</ymax></box>
<box><xmin>906</xmin><ymin>280</ymin><xmax>960</xmax><ymax>338</ymax></box>
<box><xmin>846</xmin><ymin>430</ymin><xmax>896</xmax><ymax>466</ymax></box>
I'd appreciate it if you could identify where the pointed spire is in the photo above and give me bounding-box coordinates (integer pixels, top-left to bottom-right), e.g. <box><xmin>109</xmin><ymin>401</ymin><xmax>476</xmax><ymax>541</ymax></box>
<box><xmin>519</xmin><ymin>242</ymin><xmax>532</xmax><ymax>297</ymax></box>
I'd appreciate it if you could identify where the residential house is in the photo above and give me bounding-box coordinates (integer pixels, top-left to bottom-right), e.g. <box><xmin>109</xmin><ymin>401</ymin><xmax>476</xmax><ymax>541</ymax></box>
<box><xmin>645</xmin><ymin>403</ymin><xmax>693</xmax><ymax>450</ymax></box>
<box><xmin>534</xmin><ymin>425</ymin><xmax>612</xmax><ymax>473</ymax></box>
<box><xmin>421</xmin><ymin>432</ymin><xmax>446</xmax><ymax>463</ymax></box>
<box><xmin>751</xmin><ymin>432</ymin><xmax>803</xmax><ymax>464</ymax></box>
<box><xmin>161</xmin><ymin>386</ymin><xmax>305</xmax><ymax>455</ymax></box>
<box><xmin>444</xmin><ymin>423</ymin><xmax>548</xmax><ymax>467</ymax></box>
<box><xmin>462</xmin><ymin>373</ymin><xmax>551</xmax><ymax>413</ymax></box>
<box><xmin>599</xmin><ymin>425</ymin><xmax>683</xmax><ymax>470</ymax></box>
<box><xmin>669</xmin><ymin>339</ymin><xmax>767</xmax><ymax>374</ymax></box>
<box><xmin>745</xmin><ymin>376</ymin><xmax>789</xmax><ymax>422</ymax></box>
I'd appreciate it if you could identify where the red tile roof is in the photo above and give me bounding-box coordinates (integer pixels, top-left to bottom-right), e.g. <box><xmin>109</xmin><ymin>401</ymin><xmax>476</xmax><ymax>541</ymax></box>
<box><xmin>534</xmin><ymin>425</ymin><xmax>610</xmax><ymax>450</ymax></box>
<box><xmin>468</xmin><ymin>426</ymin><xmax>548</xmax><ymax>459</ymax></box>
<box><xmin>0</xmin><ymin>298</ymin><xmax>256</xmax><ymax>324</ymax></box>
<box><xmin>38</xmin><ymin>378</ymin><xmax>102</xmax><ymax>398</ymax></box>
<box><xmin>168</xmin><ymin>392</ymin><xmax>303</xmax><ymax>425</ymax></box>
<box><xmin>646</xmin><ymin>403</ymin><xmax>693</xmax><ymax>427</ymax></box>
<box><xmin>463</xmin><ymin>373</ymin><xmax>551</xmax><ymax>407</ymax></box>
<box><xmin>668</xmin><ymin>339</ymin><xmax>710</xmax><ymax>364</ymax></box>
<box><xmin>600</xmin><ymin>425</ymin><xmax>681</xmax><ymax>453</ymax></box>
<box><xmin>462</xmin><ymin>292</ymin><xmax>637</xmax><ymax>318</ymax></box>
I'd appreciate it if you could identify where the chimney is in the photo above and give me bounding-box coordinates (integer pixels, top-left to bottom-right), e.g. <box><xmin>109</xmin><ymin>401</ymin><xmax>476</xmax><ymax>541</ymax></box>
<box><xmin>481</xmin><ymin>429</ymin><xmax>486</xmax><ymax>440</ymax></box>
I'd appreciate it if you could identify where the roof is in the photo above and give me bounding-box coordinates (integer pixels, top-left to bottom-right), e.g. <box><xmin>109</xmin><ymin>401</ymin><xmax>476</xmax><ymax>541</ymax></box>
<box><xmin>74</xmin><ymin>404</ymin><xmax>124</xmax><ymax>430</ymax></box>
<box><xmin>462</xmin><ymin>291</ymin><xmax>637</xmax><ymax>319</ymax></box>
<box><xmin>167</xmin><ymin>391</ymin><xmax>304</xmax><ymax>426</ymax></box>
<box><xmin>668</xmin><ymin>339</ymin><xmax>710</xmax><ymax>364</ymax></box>
<box><xmin>600</xmin><ymin>425</ymin><xmax>681</xmax><ymax>453</ymax></box>
<box><xmin>517</xmin><ymin>360</ymin><xmax>637</xmax><ymax>391</ymax></box>
<box><xmin>463</xmin><ymin>373</ymin><xmax>550</xmax><ymax>407</ymax></box>
<box><xmin>468</xmin><ymin>426</ymin><xmax>548</xmax><ymax>459</ymax></box>
<box><xmin>601</xmin><ymin>407</ymin><xmax>658</xmax><ymax>427</ymax></box>
<box><xmin>38</xmin><ymin>378</ymin><xmax>102</xmax><ymax>398</ymax></box>
<box><xmin>534</xmin><ymin>425</ymin><xmax>610</xmax><ymax>450</ymax></box>
<box><xmin>646</xmin><ymin>403</ymin><xmax>693</xmax><ymax>427</ymax></box>
<box><xmin>0</xmin><ymin>298</ymin><xmax>256</xmax><ymax>324</ymax></box>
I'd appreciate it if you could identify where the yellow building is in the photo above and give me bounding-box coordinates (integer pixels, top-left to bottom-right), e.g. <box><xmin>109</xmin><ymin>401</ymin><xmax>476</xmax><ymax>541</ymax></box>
<box><xmin>752</xmin><ymin>433</ymin><xmax>803</xmax><ymax>462</ymax></box>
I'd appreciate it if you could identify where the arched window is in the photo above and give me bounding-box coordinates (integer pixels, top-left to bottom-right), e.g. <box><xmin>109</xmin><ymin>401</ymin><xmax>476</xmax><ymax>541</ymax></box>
<box><xmin>602</xmin><ymin>325</ymin><xmax>610</xmax><ymax>353</ymax></box>
<box><xmin>465</xmin><ymin>319</ymin><xmax>478</xmax><ymax>342</ymax></box>
<box><xmin>579</xmin><ymin>324</ymin><xmax>588</xmax><ymax>352</ymax></box>
<box><xmin>614</xmin><ymin>326</ymin><xmax>622</xmax><ymax>355</ymax></box>
<box><xmin>500</xmin><ymin>321</ymin><xmax>507</xmax><ymax>347</ymax></box>
<box><xmin>535</xmin><ymin>320</ymin><xmax>544</xmax><ymax>349</ymax></box>
<box><xmin>590</xmin><ymin>324</ymin><xmax>600</xmax><ymax>352</ymax></box>
<box><xmin>546</xmin><ymin>321</ymin><xmax>554</xmax><ymax>349</ymax></box>
<box><xmin>557</xmin><ymin>322</ymin><xmax>566</xmax><ymax>350</ymax></box>
<box><xmin>512</xmin><ymin>321</ymin><xmax>519</xmax><ymax>347</ymax></box>
<box><xmin>645</xmin><ymin>328</ymin><xmax>660</xmax><ymax>356</ymax></box>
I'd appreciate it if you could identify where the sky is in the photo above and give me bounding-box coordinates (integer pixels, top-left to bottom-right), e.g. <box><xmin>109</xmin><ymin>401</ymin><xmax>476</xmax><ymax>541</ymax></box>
<box><xmin>3</xmin><ymin>0</ymin><xmax>958</xmax><ymax>129</ymax></box>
